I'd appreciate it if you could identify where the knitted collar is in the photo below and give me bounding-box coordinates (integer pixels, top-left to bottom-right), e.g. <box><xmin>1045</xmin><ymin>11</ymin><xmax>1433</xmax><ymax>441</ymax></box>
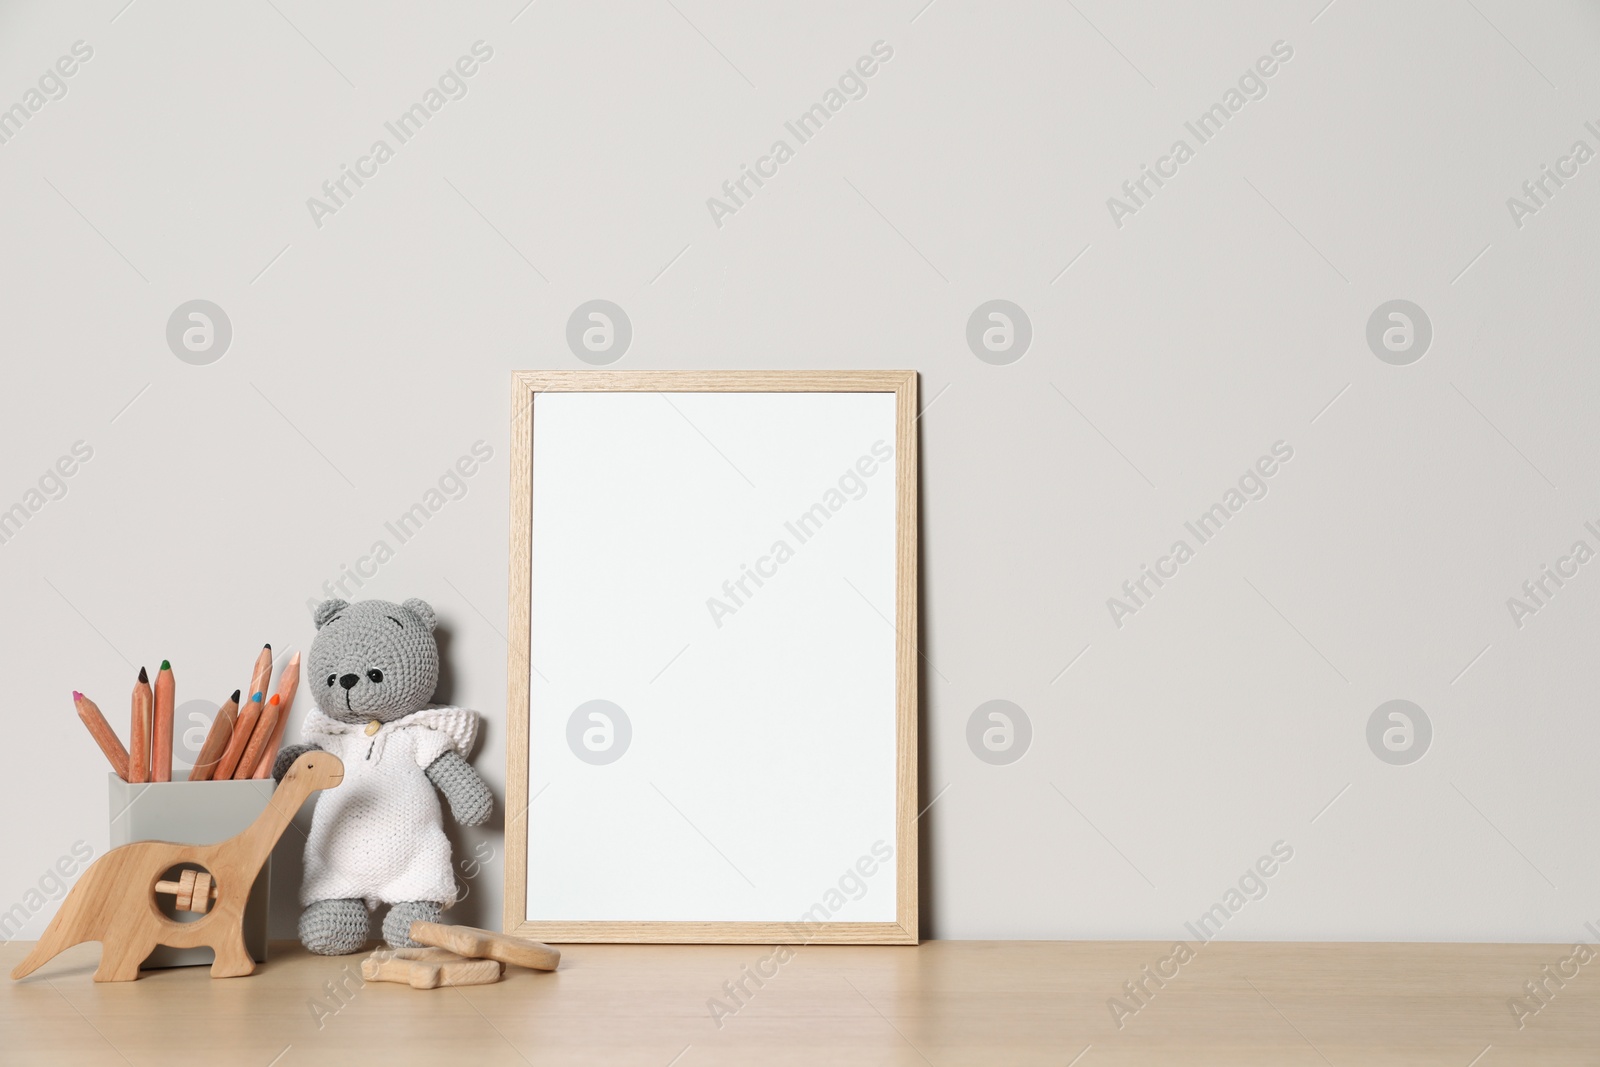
<box><xmin>301</xmin><ymin>704</ymin><xmax>478</xmax><ymax>764</ymax></box>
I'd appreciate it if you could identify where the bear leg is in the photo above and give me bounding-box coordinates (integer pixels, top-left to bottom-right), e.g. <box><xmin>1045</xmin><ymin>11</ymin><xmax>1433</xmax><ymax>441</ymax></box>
<box><xmin>382</xmin><ymin>900</ymin><xmax>444</xmax><ymax>948</ymax></box>
<box><xmin>300</xmin><ymin>898</ymin><xmax>370</xmax><ymax>955</ymax></box>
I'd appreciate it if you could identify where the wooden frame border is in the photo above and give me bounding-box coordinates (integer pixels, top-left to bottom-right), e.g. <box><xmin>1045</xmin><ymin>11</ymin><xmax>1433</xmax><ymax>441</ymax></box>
<box><xmin>504</xmin><ymin>370</ymin><xmax>918</xmax><ymax>944</ymax></box>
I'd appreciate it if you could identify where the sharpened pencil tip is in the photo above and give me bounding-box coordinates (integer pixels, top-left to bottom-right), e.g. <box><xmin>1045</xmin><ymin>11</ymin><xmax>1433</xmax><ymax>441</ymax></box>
<box><xmin>252</xmin><ymin>692</ymin><xmax>263</xmax><ymax>702</ymax></box>
<box><xmin>72</xmin><ymin>691</ymin><xmax>81</xmax><ymax>701</ymax></box>
<box><xmin>231</xmin><ymin>689</ymin><xmax>241</xmax><ymax>702</ymax></box>
<box><xmin>264</xmin><ymin>643</ymin><xmax>271</xmax><ymax>651</ymax></box>
<box><xmin>269</xmin><ymin>694</ymin><xmax>280</xmax><ymax>705</ymax></box>
<box><xmin>160</xmin><ymin>660</ymin><xmax>170</xmax><ymax>671</ymax></box>
<box><xmin>138</xmin><ymin>666</ymin><xmax>148</xmax><ymax>683</ymax></box>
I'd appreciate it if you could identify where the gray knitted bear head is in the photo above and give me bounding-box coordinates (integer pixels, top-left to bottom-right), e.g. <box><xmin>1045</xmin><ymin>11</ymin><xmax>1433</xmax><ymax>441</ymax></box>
<box><xmin>308</xmin><ymin>597</ymin><xmax>438</xmax><ymax>724</ymax></box>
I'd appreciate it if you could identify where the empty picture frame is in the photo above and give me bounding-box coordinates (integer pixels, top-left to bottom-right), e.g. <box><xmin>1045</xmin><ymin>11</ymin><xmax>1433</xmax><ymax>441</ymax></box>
<box><xmin>504</xmin><ymin>370</ymin><xmax>918</xmax><ymax>944</ymax></box>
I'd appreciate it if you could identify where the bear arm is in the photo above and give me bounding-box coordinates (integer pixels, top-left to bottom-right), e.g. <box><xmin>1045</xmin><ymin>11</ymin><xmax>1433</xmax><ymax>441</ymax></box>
<box><xmin>272</xmin><ymin>742</ymin><xmax>323</xmax><ymax>782</ymax></box>
<box><xmin>425</xmin><ymin>750</ymin><xmax>493</xmax><ymax>827</ymax></box>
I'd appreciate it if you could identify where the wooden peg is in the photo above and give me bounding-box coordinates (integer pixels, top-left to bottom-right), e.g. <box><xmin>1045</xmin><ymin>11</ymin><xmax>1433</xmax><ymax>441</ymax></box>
<box><xmin>154</xmin><ymin>875</ymin><xmax>220</xmax><ymax>913</ymax></box>
<box><xmin>191</xmin><ymin>872</ymin><xmax>212</xmax><ymax>915</ymax></box>
<box><xmin>174</xmin><ymin>870</ymin><xmax>197</xmax><ymax>911</ymax></box>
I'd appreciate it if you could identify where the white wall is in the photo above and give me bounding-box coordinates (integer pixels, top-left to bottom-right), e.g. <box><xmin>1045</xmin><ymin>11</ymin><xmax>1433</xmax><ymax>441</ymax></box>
<box><xmin>2</xmin><ymin>0</ymin><xmax>1597</xmax><ymax>943</ymax></box>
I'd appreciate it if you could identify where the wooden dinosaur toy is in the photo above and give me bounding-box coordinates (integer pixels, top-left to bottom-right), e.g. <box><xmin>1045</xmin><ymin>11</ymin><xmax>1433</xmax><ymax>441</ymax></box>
<box><xmin>11</xmin><ymin>751</ymin><xmax>343</xmax><ymax>983</ymax></box>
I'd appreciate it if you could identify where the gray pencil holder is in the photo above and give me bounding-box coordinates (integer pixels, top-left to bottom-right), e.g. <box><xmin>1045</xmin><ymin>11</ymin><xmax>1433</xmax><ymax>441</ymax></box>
<box><xmin>108</xmin><ymin>773</ymin><xmax>275</xmax><ymax>969</ymax></box>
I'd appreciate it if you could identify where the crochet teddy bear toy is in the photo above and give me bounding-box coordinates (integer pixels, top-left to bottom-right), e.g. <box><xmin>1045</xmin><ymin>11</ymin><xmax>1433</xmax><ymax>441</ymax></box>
<box><xmin>272</xmin><ymin>597</ymin><xmax>493</xmax><ymax>955</ymax></box>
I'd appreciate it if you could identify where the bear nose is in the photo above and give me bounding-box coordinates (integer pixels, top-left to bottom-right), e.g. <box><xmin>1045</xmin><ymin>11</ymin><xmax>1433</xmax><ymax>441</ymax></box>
<box><xmin>339</xmin><ymin>673</ymin><xmax>360</xmax><ymax>690</ymax></box>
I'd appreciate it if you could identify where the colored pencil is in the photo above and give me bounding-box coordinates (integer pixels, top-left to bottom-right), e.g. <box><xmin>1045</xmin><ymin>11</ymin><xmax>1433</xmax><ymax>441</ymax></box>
<box><xmin>214</xmin><ymin>692</ymin><xmax>262</xmax><ymax>780</ymax></box>
<box><xmin>249</xmin><ymin>644</ymin><xmax>272</xmax><ymax>716</ymax></box>
<box><xmin>236</xmin><ymin>695</ymin><xmax>281</xmax><ymax>779</ymax></box>
<box><xmin>129</xmin><ymin>667</ymin><xmax>152</xmax><ymax>784</ymax></box>
<box><xmin>151</xmin><ymin>660</ymin><xmax>174</xmax><ymax>782</ymax></box>
<box><xmin>251</xmin><ymin>651</ymin><xmax>300</xmax><ymax>778</ymax></box>
<box><xmin>73</xmin><ymin>691</ymin><xmax>129</xmax><ymax>780</ymax></box>
<box><xmin>189</xmin><ymin>690</ymin><xmax>239</xmax><ymax>783</ymax></box>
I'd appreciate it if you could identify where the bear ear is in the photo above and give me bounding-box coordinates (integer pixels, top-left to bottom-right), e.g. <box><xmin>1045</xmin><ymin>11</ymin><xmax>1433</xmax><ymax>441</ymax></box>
<box><xmin>313</xmin><ymin>599</ymin><xmax>350</xmax><ymax>630</ymax></box>
<box><xmin>402</xmin><ymin>598</ymin><xmax>436</xmax><ymax>632</ymax></box>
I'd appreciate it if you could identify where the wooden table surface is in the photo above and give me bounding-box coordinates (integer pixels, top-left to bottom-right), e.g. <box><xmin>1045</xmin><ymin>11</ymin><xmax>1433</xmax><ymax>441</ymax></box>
<box><xmin>3</xmin><ymin>938</ymin><xmax>1594</xmax><ymax>1065</ymax></box>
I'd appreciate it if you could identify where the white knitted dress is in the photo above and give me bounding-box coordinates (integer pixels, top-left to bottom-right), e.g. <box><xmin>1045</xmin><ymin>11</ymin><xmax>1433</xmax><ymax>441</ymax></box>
<box><xmin>299</xmin><ymin>705</ymin><xmax>479</xmax><ymax>909</ymax></box>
